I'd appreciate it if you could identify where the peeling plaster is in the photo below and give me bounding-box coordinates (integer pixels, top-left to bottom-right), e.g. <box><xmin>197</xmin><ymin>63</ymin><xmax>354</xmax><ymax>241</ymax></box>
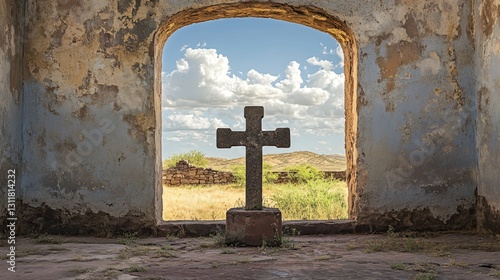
<box><xmin>476</xmin><ymin>0</ymin><xmax>500</xmax><ymax>233</ymax></box>
<box><xmin>2</xmin><ymin>0</ymin><xmax>499</xmax><ymax>235</ymax></box>
<box><xmin>0</xmin><ymin>0</ymin><xmax>23</xmax><ymax>224</ymax></box>
<box><xmin>418</xmin><ymin>51</ymin><xmax>441</xmax><ymax>75</ymax></box>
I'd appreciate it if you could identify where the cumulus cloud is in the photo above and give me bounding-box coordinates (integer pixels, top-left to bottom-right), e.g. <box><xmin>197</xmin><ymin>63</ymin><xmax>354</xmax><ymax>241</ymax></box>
<box><xmin>306</xmin><ymin>57</ymin><xmax>333</xmax><ymax>71</ymax></box>
<box><xmin>320</xmin><ymin>43</ymin><xmax>344</xmax><ymax>68</ymax></box>
<box><xmin>336</xmin><ymin>45</ymin><xmax>344</xmax><ymax>67</ymax></box>
<box><xmin>275</xmin><ymin>61</ymin><xmax>303</xmax><ymax>93</ymax></box>
<box><xmin>287</xmin><ymin>87</ymin><xmax>329</xmax><ymax>106</ymax></box>
<box><xmin>163</xmin><ymin>48</ymin><xmax>235</xmax><ymax>107</ymax></box>
<box><xmin>162</xmin><ymin>47</ymin><xmax>345</xmax><ymax>142</ymax></box>
<box><xmin>164</xmin><ymin>114</ymin><xmax>227</xmax><ymax>131</ymax></box>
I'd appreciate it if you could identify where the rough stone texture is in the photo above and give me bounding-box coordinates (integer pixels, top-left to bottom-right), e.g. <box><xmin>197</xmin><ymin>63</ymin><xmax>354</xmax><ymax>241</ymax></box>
<box><xmin>475</xmin><ymin>0</ymin><xmax>500</xmax><ymax>233</ymax></box>
<box><xmin>156</xmin><ymin>220</ymin><xmax>362</xmax><ymax>237</ymax></box>
<box><xmin>0</xmin><ymin>0</ymin><xmax>24</xmax><ymax>232</ymax></box>
<box><xmin>163</xmin><ymin>168</ymin><xmax>344</xmax><ymax>185</ymax></box>
<box><xmin>477</xmin><ymin>196</ymin><xmax>500</xmax><ymax>233</ymax></box>
<box><xmin>6</xmin><ymin>234</ymin><xmax>500</xmax><ymax>279</ymax></box>
<box><xmin>163</xmin><ymin>160</ymin><xmax>235</xmax><ymax>186</ymax></box>
<box><xmin>17</xmin><ymin>202</ymin><xmax>155</xmax><ymax>236</ymax></box>
<box><xmin>157</xmin><ymin>221</ymin><xmax>226</xmax><ymax>237</ymax></box>
<box><xmin>226</xmin><ymin>207</ymin><xmax>282</xmax><ymax>246</ymax></box>
<box><xmin>1</xmin><ymin>0</ymin><xmax>499</xmax><ymax>235</ymax></box>
<box><xmin>283</xmin><ymin>220</ymin><xmax>357</xmax><ymax>235</ymax></box>
<box><xmin>217</xmin><ymin>106</ymin><xmax>290</xmax><ymax>210</ymax></box>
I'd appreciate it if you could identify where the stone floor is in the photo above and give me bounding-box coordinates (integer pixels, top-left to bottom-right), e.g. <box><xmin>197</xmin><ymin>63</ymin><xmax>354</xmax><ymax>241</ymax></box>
<box><xmin>2</xmin><ymin>231</ymin><xmax>500</xmax><ymax>280</ymax></box>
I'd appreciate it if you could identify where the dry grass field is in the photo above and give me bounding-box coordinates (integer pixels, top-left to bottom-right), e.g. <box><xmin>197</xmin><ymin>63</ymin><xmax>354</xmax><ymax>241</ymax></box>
<box><xmin>162</xmin><ymin>151</ymin><xmax>348</xmax><ymax>221</ymax></box>
<box><xmin>162</xmin><ymin>180</ymin><xmax>348</xmax><ymax>221</ymax></box>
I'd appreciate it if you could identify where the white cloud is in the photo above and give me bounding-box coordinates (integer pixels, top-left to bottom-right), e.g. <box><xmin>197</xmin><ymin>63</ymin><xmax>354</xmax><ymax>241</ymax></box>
<box><xmin>308</xmin><ymin>70</ymin><xmax>344</xmax><ymax>90</ymax></box>
<box><xmin>175</xmin><ymin>59</ymin><xmax>189</xmax><ymax>73</ymax></box>
<box><xmin>306</xmin><ymin>57</ymin><xmax>333</xmax><ymax>71</ymax></box>
<box><xmin>336</xmin><ymin>44</ymin><xmax>344</xmax><ymax>68</ymax></box>
<box><xmin>321</xmin><ymin>43</ymin><xmax>334</xmax><ymax>55</ymax></box>
<box><xmin>163</xmin><ymin>48</ymin><xmax>235</xmax><ymax>107</ymax></box>
<box><xmin>246</xmin><ymin>69</ymin><xmax>277</xmax><ymax>85</ymax></box>
<box><xmin>164</xmin><ymin>114</ymin><xmax>227</xmax><ymax>131</ymax></box>
<box><xmin>287</xmin><ymin>87</ymin><xmax>329</xmax><ymax>106</ymax></box>
<box><xmin>162</xmin><ymin>47</ymin><xmax>346</xmax><ymax>143</ymax></box>
<box><xmin>275</xmin><ymin>61</ymin><xmax>303</xmax><ymax>93</ymax></box>
<box><xmin>276</xmin><ymin>120</ymin><xmax>289</xmax><ymax>125</ymax></box>
<box><xmin>164</xmin><ymin>130</ymin><xmax>212</xmax><ymax>145</ymax></box>
<box><xmin>320</xmin><ymin>43</ymin><xmax>344</xmax><ymax>68</ymax></box>
<box><xmin>165</xmin><ymin>136</ymin><xmax>182</xmax><ymax>142</ymax></box>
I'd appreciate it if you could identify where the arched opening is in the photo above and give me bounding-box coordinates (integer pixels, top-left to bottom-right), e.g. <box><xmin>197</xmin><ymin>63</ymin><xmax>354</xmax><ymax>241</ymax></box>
<box><xmin>153</xmin><ymin>3</ymin><xmax>358</xmax><ymax>225</ymax></box>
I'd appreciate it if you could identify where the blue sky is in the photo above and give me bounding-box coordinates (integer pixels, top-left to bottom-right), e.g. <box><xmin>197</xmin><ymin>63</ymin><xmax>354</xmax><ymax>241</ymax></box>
<box><xmin>161</xmin><ymin>18</ymin><xmax>345</xmax><ymax>159</ymax></box>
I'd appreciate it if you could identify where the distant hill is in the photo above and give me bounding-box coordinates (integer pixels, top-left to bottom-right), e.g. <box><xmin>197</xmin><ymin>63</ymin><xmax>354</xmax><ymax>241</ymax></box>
<box><xmin>204</xmin><ymin>151</ymin><xmax>346</xmax><ymax>172</ymax></box>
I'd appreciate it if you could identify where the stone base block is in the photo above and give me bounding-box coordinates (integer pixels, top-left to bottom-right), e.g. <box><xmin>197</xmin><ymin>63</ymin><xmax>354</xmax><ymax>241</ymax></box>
<box><xmin>225</xmin><ymin>207</ymin><xmax>282</xmax><ymax>246</ymax></box>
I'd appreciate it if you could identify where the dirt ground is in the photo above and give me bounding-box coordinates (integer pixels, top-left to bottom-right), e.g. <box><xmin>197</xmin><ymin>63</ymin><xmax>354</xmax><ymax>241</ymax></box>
<box><xmin>2</xmin><ymin>231</ymin><xmax>500</xmax><ymax>280</ymax></box>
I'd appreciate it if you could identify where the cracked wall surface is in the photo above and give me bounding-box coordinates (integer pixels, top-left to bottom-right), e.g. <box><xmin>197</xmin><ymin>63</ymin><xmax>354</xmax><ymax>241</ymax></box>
<box><xmin>348</xmin><ymin>0</ymin><xmax>478</xmax><ymax>230</ymax></box>
<box><xmin>20</xmin><ymin>0</ymin><xmax>159</xmax><ymax>235</ymax></box>
<box><xmin>4</xmin><ymin>0</ymin><xmax>498</xmax><ymax>235</ymax></box>
<box><xmin>0</xmin><ymin>0</ymin><xmax>23</xmax><ymax>230</ymax></box>
<box><xmin>476</xmin><ymin>0</ymin><xmax>500</xmax><ymax>233</ymax></box>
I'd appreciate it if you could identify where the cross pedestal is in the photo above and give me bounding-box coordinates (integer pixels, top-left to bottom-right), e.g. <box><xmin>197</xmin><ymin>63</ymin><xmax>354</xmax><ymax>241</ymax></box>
<box><xmin>217</xmin><ymin>106</ymin><xmax>290</xmax><ymax>246</ymax></box>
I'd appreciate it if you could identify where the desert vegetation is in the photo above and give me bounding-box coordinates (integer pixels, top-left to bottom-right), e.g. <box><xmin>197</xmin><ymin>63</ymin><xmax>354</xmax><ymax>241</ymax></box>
<box><xmin>163</xmin><ymin>150</ymin><xmax>208</xmax><ymax>168</ymax></box>
<box><xmin>162</xmin><ymin>151</ymin><xmax>348</xmax><ymax>221</ymax></box>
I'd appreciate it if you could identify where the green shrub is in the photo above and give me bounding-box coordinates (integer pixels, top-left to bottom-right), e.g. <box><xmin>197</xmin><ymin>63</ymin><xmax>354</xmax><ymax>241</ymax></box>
<box><xmin>285</xmin><ymin>164</ymin><xmax>324</xmax><ymax>183</ymax></box>
<box><xmin>164</xmin><ymin>150</ymin><xmax>207</xmax><ymax>168</ymax></box>
<box><xmin>263</xmin><ymin>163</ymin><xmax>278</xmax><ymax>184</ymax></box>
<box><xmin>231</xmin><ymin>165</ymin><xmax>246</xmax><ymax>186</ymax></box>
<box><xmin>231</xmin><ymin>163</ymin><xmax>277</xmax><ymax>186</ymax></box>
<box><xmin>271</xmin><ymin>179</ymin><xmax>347</xmax><ymax>220</ymax></box>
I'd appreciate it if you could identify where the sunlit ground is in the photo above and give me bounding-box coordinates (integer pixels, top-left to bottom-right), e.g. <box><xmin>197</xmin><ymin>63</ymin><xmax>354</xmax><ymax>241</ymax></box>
<box><xmin>162</xmin><ymin>180</ymin><xmax>348</xmax><ymax>221</ymax></box>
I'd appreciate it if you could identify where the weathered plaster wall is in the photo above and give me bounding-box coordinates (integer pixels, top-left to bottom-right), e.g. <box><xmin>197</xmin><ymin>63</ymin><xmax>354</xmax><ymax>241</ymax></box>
<box><xmin>18</xmin><ymin>0</ymin><xmax>480</xmax><ymax>234</ymax></box>
<box><xmin>158</xmin><ymin>0</ymin><xmax>478</xmax><ymax>231</ymax></box>
<box><xmin>20</xmin><ymin>0</ymin><xmax>160</xmax><ymax>235</ymax></box>
<box><xmin>351</xmin><ymin>0</ymin><xmax>478</xmax><ymax>231</ymax></box>
<box><xmin>476</xmin><ymin>0</ymin><xmax>500</xmax><ymax>233</ymax></box>
<box><xmin>0</xmin><ymin>0</ymin><xmax>24</xmax><ymax>231</ymax></box>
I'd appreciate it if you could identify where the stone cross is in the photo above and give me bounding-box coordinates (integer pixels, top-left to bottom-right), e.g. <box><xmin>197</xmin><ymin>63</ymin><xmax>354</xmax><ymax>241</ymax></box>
<box><xmin>217</xmin><ymin>106</ymin><xmax>290</xmax><ymax>210</ymax></box>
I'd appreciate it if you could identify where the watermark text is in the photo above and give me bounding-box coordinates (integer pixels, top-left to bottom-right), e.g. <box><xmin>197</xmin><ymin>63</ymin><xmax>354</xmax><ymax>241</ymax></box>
<box><xmin>7</xmin><ymin>169</ymin><xmax>16</xmax><ymax>273</ymax></box>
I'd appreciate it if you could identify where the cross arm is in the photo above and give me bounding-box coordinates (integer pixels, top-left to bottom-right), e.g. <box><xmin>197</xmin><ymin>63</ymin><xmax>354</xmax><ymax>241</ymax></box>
<box><xmin>262</xmin><ymin>128</ymin><xmax>291</xmax><ymax>148</ymax></box>
<box><xmin>216</xmin><ymin>128</ymin><xmax>247</xmax><ymax>148</ymax></box>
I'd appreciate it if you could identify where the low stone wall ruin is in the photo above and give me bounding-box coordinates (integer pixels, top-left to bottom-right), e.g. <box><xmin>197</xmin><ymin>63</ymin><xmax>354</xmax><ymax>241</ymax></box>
<box><xmin>163</xmin><ymin>161</ymin><xmax>346</xmax><ymax>186</ymax></box>
<box><xmin>163</xmin><ymin>160</ymin><xmax>236</xmax><ymax>186</ymax></box>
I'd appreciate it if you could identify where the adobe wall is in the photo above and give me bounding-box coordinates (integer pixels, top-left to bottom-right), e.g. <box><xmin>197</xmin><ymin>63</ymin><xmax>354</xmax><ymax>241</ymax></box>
<box><xmin>0</xmin><ymin>1</ymin><xmax>24</xmax><ymax>229</ymax></box>
<box><xmin>475</xmin><ymin>0</ymin><xmax>500</xmax><ymax>233</ymax></box>
<box><xmin>5</xmin><ymin>0</ymin><xmax>497</xmax><ymax>235</ymax></box>
<box><xmin>348</xmin><ymin>1</ymin><xmax>478</xmax><ymax>231</ymax></box>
